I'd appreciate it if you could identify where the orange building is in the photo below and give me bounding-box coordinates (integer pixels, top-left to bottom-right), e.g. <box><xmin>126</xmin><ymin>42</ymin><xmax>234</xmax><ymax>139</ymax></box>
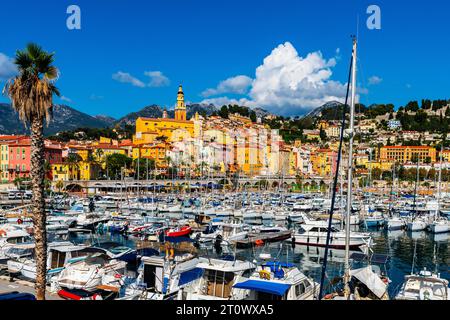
<box><xmin>379</xmin><ymin>146</ymin><xmax>436</xmax><ymax>163</ymax></box>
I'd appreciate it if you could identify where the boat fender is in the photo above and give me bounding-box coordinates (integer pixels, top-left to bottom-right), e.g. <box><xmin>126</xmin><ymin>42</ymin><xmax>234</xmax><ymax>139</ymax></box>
<box><xmin>259</xmin><ymin>270</ymin><xmax>271</xmax><ymax>280</ymax></box>
<box><xmin>58</xmin><ymin>289</ymin><xmax>81</xmax><ymax>300</ymax></box>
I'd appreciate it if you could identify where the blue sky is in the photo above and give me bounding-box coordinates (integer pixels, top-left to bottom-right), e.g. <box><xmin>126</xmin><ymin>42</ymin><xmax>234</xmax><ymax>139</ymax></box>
<box><xmin>0</xmin><ymin>0</ymin><xmax>449</xmax><ymax>118</ymax></box>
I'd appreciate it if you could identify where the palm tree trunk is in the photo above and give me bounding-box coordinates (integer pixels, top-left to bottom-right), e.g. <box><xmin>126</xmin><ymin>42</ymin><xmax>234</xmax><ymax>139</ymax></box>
<box><xmin>31</xmin><ymin>117</ymin><xmax>47</xmax><ymax>300</ymax></box>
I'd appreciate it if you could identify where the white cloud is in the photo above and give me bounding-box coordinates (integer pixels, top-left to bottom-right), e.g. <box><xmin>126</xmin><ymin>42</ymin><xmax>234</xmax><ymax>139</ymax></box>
<box><xmin>0</xmin><ymin>53</ymin><xmax>17</xmax><ymax>81</ymax></box>
<box><xmin>200</xmin><ymin>42</ymin><xmax>347</xmax><ymax>115</ymax></box>
<box><xmin>200</xmin><ymin>96</ymin><xmax>253</xmax><ymax>108</ymax></box>
<box><xmin>202</xmin><ymin>75</ymin><xmax>253</xmax><ymax>97</ymax></box>
<box><xmin>113</xmin><ymin>70</ymin><xmax>170</xmax><ymax>88</ymax></box>
<box><xmin>368</xmin><ymin>75</ymin><xmax>383</xmax><ymax>85</ymax></box>
<box><xmin>112</xmin><ymin>71</ymin><xmax>145</xmax><ymax>88</ymax></box>
<box><xmin>60</xmin><ymin>96</ymin><xmax>72</xmax><ymax>103</ymax></box>
<box><xmin>250</xmin><ymin>42</ymin><xmax>346</xmax><ymax>115</ymax></box>
<box><xmin>199</xmin><ymin>42</ymin><xmax>354</xmax><ymax>115</ymax></box>
<box><xmin>144</xmin><ymin>71</ymin><xmax>170</xmax><ymax>87</ymax></box>
<box><xmin>89</xmin><ymin>94</ymin><xmax>104</xmax><ymax>100</ymax></box>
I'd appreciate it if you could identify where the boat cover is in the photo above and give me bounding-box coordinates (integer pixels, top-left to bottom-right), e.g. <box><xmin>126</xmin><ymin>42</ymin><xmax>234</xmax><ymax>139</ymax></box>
<box><xmin>0</xmin><ymin>292</ymin><xmax>36</xmax><ymax>301</ymax></box>
<box><xmin>233</xmin><ymin>280</ymin><xmax>290</xmax><ymax>296</ymax></box>
<box><xmin>350</xmin><ymin>266</ymin><xmax>387</xmax><ymax>299</ymax></box>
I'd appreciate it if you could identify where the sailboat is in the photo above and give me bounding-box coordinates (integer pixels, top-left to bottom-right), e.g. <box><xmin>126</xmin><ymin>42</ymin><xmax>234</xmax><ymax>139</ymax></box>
<box><xmin>428</xmin><ymin>142</ymin><xmax>450</xmax><ymax>233</ymax></box>
<box><xmin>406</xmin><ymin>160</ymin><xmax>429</xmax><ymax>231</ymax></box>
<box><xmin>385</xmin><ymin>164</ymin><xmax>407</xmax><ymax>230</ymax></box>
<box><xmin>319</xmin><ymin>37</ymin><xmax>389</xmax><ymax>300</ymax></box>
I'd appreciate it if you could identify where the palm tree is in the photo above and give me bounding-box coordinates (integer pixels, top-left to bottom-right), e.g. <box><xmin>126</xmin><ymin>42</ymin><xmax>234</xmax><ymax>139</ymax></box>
<box><xmin>55</xmin><ymin>180</ymin><xmax>64</xmax><ymax>193</ymax></box>
<box><xmin>66</xmin><ymin>153</ymin><xmax>81</xmax><ymax>180</ymax></box>
<box><xmin>3</xmin><ymin>43</ymin><xmax>60</xmax><ymax>300</ymax></box>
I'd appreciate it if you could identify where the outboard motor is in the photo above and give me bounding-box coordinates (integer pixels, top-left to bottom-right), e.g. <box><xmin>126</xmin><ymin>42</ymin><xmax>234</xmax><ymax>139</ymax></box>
<box><xmin>214</xmin><ymin>234</ymin><xmax>223</xmax><ymax>254</ymax></box>
<box><xmin>193</xmin><ymin>233</ymin><xmax>201</xmax><ymax>249</ymax></box>
<box><xmin>158</xmin><ymin>230</ymin><xmax>165</xmax><ymax>243</ymax></box>
<box><xmin>88</xmin><ymin>198</ymin><xmax>95</xmax><ymax>213</ymax></box>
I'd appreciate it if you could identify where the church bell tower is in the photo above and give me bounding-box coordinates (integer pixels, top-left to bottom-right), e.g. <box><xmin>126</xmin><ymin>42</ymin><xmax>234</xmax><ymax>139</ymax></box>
<box><xmin>174</xmin><ymin>85</ymin><xmax>186</xmax><ymax>121</ymax></box>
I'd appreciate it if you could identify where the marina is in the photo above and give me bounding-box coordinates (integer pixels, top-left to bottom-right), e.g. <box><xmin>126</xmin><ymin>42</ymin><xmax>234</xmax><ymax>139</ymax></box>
<box><xmin>1</xmin><ymin>38</ymin><xmax>449</xmax><ymax>301</ymax></box>
<box><xmin>0</xmin><ymin>1</ymin><xmax>449</xmax><ymax>306</ymax></box>
<box><xmin>1</xmin><ymin>187</ymin><xmax>449</xmax><ymax>300</ymax></box>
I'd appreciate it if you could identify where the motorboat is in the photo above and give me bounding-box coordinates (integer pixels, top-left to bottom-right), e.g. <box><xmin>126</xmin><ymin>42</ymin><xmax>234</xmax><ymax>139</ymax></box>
<box><xmin>0</xmin><ymin>243</ymin><xmax>35</xmax><ymax>264</ymax></box>
<box><xmin>233</xmin><ymin>261</ymin><xmax>319</xmax><ymax>300</ymax></box>
<box><xmin>395</xmin><ymin>269</ymin><xmax>449</xmax><ymax>300</ymax></box>
<box><xmin>7</xmin><ymin>242</ymin><xmax>89</xmax><ymax>281</ymax></box>
<box><xmin>192</xmin><ymin>223</ymin><xmax>248</xmax><ymax>245</ymax></box>
<box><xmin>76</xmin><ymin>213</ymin><xmax>110</xmax><ymax>230</ymax></box>
<box><xmin>54</xmin><ymin>253</ymin><xmax>127</xmax><ymax>292</ymax></box>
<box><xmin>406</xmin><ymin>216</ymin><xmax>429</xmax><ymax>232</ymax></box>
<box><xmin>428</xmin><ymin>218</ymin><xmax>450</xmax><ymax>234</ymax></box>
<box><xmin>165</xmin><ymin>225</ymin><xmax>192</xmax><ymax>238</ymax></box>
<box><xmin>0</xmin><ymin>225</ymin><xmax>33</xmax><ymax>262</ymax></box>
<box><xmin>385</xmin><ymin>216</ymin><xmax>406</xmax><ymax>230</ymax></box>
<box><xmin>292</xmin><ymin>220</ymin><xmax>372</xmax><ymax>251</ymax></box>
<box><xmin>182</xmin><ymin>258</ymin><xmax>256</xmax><ymax>300</ymax></box>
<box><xmin>118</xmin><ymin>253</ymin><xmax>200</xmax><ymax>300</ymax></box>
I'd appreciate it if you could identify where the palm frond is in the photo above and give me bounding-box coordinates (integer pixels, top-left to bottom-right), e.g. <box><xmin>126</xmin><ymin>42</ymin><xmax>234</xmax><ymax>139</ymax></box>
<box><xmin>44</xmin><ymin>66</ymin><xmax>59</xmax><ymax>81</ymax></box>
<box><xmin>36</xmin><ymin>52</ymin><xmax>55</xmax><ymax>74</ymax></box>
<box><xmin>14</xmin><ymin>50</ymin><xmax>33</xmax><ymax>72</ymax></box>
<box><xmin>3</xmin><ymin>43</ymin><xmax>60</xmax><ymax>126</ymax></box>
<box><xmin>26</xmin><ymin>43</ymin><xmax>44</xmax><ymax>61</ymax></box>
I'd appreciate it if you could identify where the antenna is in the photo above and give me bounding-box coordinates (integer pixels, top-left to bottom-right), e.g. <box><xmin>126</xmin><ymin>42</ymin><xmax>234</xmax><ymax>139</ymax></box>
<box><xmin>356</xmin><ymin>15</ymin><xmax>360</xmax><ymax>42</ymax></box>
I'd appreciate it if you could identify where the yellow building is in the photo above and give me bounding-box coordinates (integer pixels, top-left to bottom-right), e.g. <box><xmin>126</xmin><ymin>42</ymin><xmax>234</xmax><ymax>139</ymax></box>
<box><xmin>134</xmin><ymin>85</ymin><xmax>195</xmax><ymax>145</ymax></box>
<box><xmin>51</xmin><ymin>163</ymin><xmax>79</xmax><ymax>181</ymax></box>
<box><xmin>0</xmin><ymin>136</ymin><xmax>24</xmax><ymax>183</ymax></box>
<box><xmin>367</xmin><ymin>160</ymin><xmax>394</xmax><ymax>172</ymax></box>
<box><xmin>326</xmin><ymin>125</ymin><xmax>341</xmax><ymax>138</ymax></box>
<box><xmin>317</xmin><ymin>120</ymin><xmax>329</xmax><ymax>130</ymax></box>
<box><xmin>229</xmin><ymin>113</ymin><xmax>252</xmax><ymax>124</ymax></box>
<box><xmin>0</xmin><ymin>143</ymin><xmax>10</xmax><ymax>183</ymax></box>
<box><xmin>132</xmin><ymin>142</ymin><xmax>169</xmax><ymax>168</ymax></box>
<box><xmin>379</xmin><ymin>146</ymin><xmax>436</xmax><ymax>163</ymax></box>
<box><xmin>311</xmin><ymin>149</ymin><xmax>337</xmax><ymax>177</ymax></box>
<box><xmin>78</xmin><ymin>161</ymin><xmax>100</xmax><ymax>180</ymax></box>
<box><xmin>440</xmin><ymin>150</ymin><xmax>450</xmax><ymax>162</ymax></box>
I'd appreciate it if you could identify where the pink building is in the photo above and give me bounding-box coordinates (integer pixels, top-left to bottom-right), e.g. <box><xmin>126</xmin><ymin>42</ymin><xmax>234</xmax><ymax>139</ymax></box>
<box><xmin>8</xmin><ymin>138</ymin><xmax>63</xmax><ymax>182</ymax></box>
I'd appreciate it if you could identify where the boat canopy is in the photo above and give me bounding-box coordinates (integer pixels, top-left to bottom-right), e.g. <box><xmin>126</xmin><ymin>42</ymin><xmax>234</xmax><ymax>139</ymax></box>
<box><xmin>233</xmin><ymin>280</ymin><xmax>290</xmax><ymax>296</ymax></box>
<box><xmin>350</xmin><ymin>266</ymin><xmax>387</xmax><ymax>299</ymax></box>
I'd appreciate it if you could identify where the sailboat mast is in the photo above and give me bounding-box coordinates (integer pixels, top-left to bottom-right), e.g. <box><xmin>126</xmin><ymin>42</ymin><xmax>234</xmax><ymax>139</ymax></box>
<box><xmin>344</xmin><ymin>37</ymin><xmax>357</xmax><ymax>294</ymax></box>
<box><xmin>437</xmin><ymin>141</ymin><xmax>443</xmax><ymax>216</ymax></box>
